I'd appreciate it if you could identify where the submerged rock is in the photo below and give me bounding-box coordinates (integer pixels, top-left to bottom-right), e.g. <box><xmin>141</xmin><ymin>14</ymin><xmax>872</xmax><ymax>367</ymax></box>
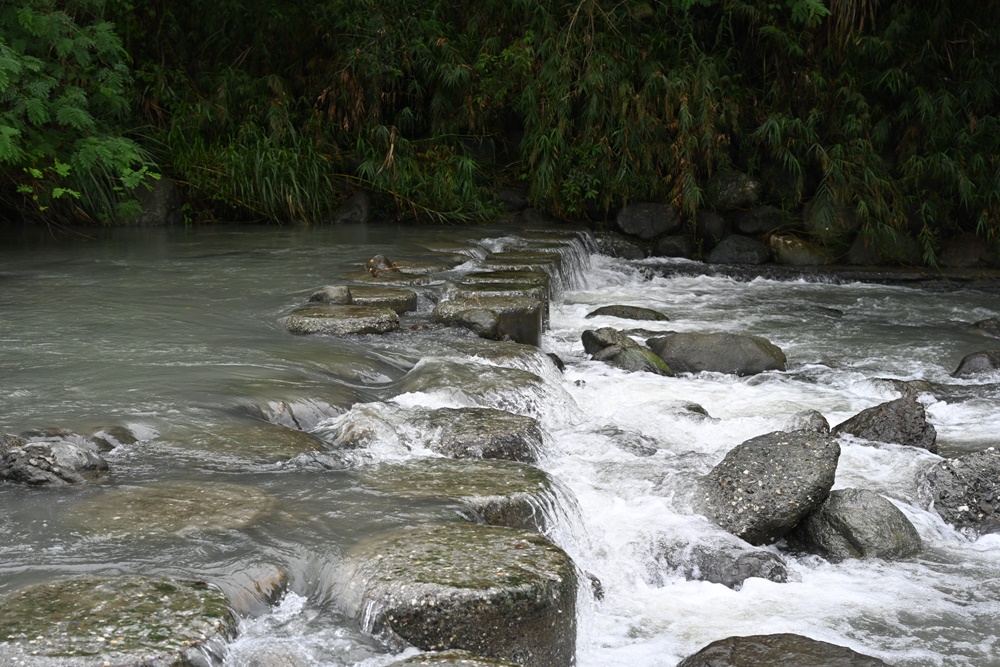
<box><xmin>647</xmin><ymin>332</ymin><xmax>786</xmax><ymax>376</ymax></box>
<box><xmin>434</xmin><ymin>297</ymin><xmax>544</xmax><ymax>346</ymax></box>
<box><xmin>69</xmin><ymin>481</ymin><xmax>278</xmax><ymax>537</ymax></box>
<box><xmin>788</xmin><ymin>488</ymin><xmax>922</xmax><ymax>561</ymax></box>
<box><xmin>340</xmin><ymin>522</ymin><xmax>576</xmax><ymax>667</ymax></box>
<box><xmin>284</xmin><ymin>304</ymin><xmax>399</xmax><ymax>335</ymax></box>
<box><xmin>831</xmin><ymin>397</ymin><xmax>937</xmax><ymax>453</ymax></box>
<box><xmin>0</xmin><ymin>576</ymin><xmax>237</xmax><ymax>666</ymax></box>
<box><xmin>0</xmin><ymin>438</ymin><xmax>109</xmax><ymax>486</ymax></box>
<box><xmin>677</xmin><ymin>633</ymin><xmax>890</xmax><ymax>667</ymax></box>
<box><xmin>702</xmin><ymin>430</ymin><xmax>840</xmax><ymax>545</ymax></box>
<box><xmin>972</xmin><ymin>317</ymin><xmax>1000</xmax><ymax>338</ymax></box>
<box><xmin>921</xmin><ymin>448</ymin><xmax>1000</xmax><ymax>534</ymax></box>
<box><xmin>585</xmin><ymin>305</ymin><xmax>669</xmax><ymax>321</ymax></box>
<box><xmin>360</xmin><ymin>458</ymin><xmax>558</xmax><ymax>532</ymax></box>
<box><xmin>173</xmin><ymin>421</ymin><xmax>324</xmax><ymax>463</ymax></box>
<box><xmin>952</xmin><ymin>349</ymin><xmax>1000</xmax><ymax>377</ymax></box>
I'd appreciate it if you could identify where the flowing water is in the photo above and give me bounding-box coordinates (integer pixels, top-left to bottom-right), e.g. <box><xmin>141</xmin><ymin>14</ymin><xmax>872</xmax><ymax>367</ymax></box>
<box><xmin>1</xmin><ymin>223</ymin><xmax>999</xmax><ymax>666</ymax></box>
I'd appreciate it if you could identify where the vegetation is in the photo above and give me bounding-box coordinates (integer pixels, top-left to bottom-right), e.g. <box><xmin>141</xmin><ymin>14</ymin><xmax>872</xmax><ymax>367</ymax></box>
<box><xmin>2</xmin><ymin>0</ymin><xmax>1000</xmax><ymax>263</ymax></box>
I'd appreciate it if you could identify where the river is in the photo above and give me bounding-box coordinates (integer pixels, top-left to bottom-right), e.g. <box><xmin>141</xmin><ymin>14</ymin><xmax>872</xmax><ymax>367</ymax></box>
<box><xmin>1</xmin><ymin>223</ymin><xmax>999</xmax><ymax>666</ymax></box>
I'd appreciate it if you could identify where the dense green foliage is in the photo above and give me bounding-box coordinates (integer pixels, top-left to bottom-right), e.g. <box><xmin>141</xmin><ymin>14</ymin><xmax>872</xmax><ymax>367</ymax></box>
<box><xmin>3</xmin><ymin>0</ymin><xmax>1000</xmax><ymax>263</ymax></box>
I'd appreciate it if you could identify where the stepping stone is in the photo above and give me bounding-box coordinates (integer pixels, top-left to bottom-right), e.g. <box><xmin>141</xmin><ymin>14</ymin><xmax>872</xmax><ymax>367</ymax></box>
<box><xmin>349</xmin><ymin>286</ymin><xmax>418</xmax><ymax>314</ymax></box>
<box><xmin>284</xmin><ymin>305</ymin><xmax>399</xmax><ymax>335</ymax></box>
<box><xmin>434</xmin><ymin>297</ymin><xmax>543</xmax><ymax>346</ymax></box>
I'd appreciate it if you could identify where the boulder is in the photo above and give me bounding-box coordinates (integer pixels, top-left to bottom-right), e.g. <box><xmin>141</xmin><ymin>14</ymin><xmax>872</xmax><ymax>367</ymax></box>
<box><xmin>595</xmin><ymin>232</ymin><xmax>648</xmax><ymax>260</ymax></box>
<box><xmin>921</xmin><ymin>448</ymin><xmax>1000</xmax><ymax>534</ymax></box>
<box><xmin>614</xmin><ymin>202</ymin><xmax>681</xmax><ymax>240</ymax></box>
<box><xmin>652</xmin><ymin>234</ymin><xmax>694</xmax><ymax>258</ymax></box>
<box><xmin>972</xmin><ymin>317</ymin><xmax>1000</xmax><ymax>338</ymax></box>
<box><xmin>701</xmin><ymin>430</ymin><xmax>841</xmax><ymax>545</ymax></box>
<box><xmin>329</xmin><ymin>190</ymin><xmax>371</xmax><ymax>224</ymax></box>
<box><xmin>0</xmin><ymin>576</ymin><xmax>237</xmax><ymax>666</ymax></box>
<box><xmin>349</xmin><ymin>285</ymin><xmax>418</xmax><ymax>314</ymax></box>
<box><xmin>695</xmin><ymin>210</ymin><xmax>728</xmax><ymax>249</ymax></box>
<box><xmin>89</xmin><ymin>425</ymin><xmax>140</xmax><ymax>452</ymax></box>
<box><xmin>953</xmin><ymin>349</ymin><xmax>1000</xmax><ymax>377</ymax></box>
<box><xmin>482</xmin><ymin>251</ymin><xmax>562</xmax><ymax>278</ymax></box>
<box><xmin>582</xmin><ymin>327</ymin><xmax>634</xmax><ymax>354</ymax></box>
<box><xmin>0</xmin><ymin>439</ymin><xmax>109</xmax><ymax>485</ymax></box>
<box><xmin>129</xmin><ymin>176</ymin><xmax>184</xmax><ymax>226</ymax></box>
<box><xmin>677</xmin><ymin>633</ymin><xmax>891</xmax><ymax>667</ymax></box>
<box><xmin>706</xmin><ymin>235</ymin><xmax>771</xmax><ymax>265</ymax></box>
<box><xmin>939</xmin><ymin>232</ymin><xmax>998</xmax><ymax>269</ymax></box>
<box><xmin>434</xmin><ymin>297</ymin><xmax>544</xmax><ymax>346</ymax></box>
<box><xmin>831</xmin><ymin>397</ymin><xmax>937</xmax><ymax>453</ymax></box>
<box><xmin>585</xmin><ymin>305</ymin><xmax>669</xmax><ymax>321</ymax></box>
<box><xmin>788</xmin><ymin>488</ymin><xmax>922</xmax><ymax>561</ymax></box>
<box><xmin>770</xmin><ymin>234</ymin><xmax>833</xmax><ymax>266</ymax></box>
<box><xmin>360</xmin><ymin>458</ymin><xmax>557</xmax><ymax>532</ymax></box>
<box><xmin>735</xmin><ymin>206</ymin><xmax>791</xmax><ymax>236</ymax></box>
<box><xmin>248</xmin><ymin>393</ymin><xmax>354</xmax><ymax>431</ymax></box>
<box><xmin>646</xmin><ymin>332</ymin><xmax>786</xmax><ymax>376</ymax></box>
<box><xmin>592</xmin><ymin>344</ymin><xmax>673</xmax><ymax>376</ymax></box>
<box><xmin>461</xmin><ymin>270</ymin><xmax>550</xmax><ymax>295</ymax></box>
<box><xmin>284</xmin><ymin>305</ymin><xmax>399</xmax><ymax>335</ymax></box>
<box><xmin>445</xmin><ymin>308</ymin><xmax>501</xmax><ymax>339</ymax></box>
<box><xmin>661</xmin><ymin>537</ymin><xmax>788</xmax><ymax>590</ymax></box>
<box><xmin>339</xmin><ymin>522</ymin><xmax>576</xmax><ymax>667</ymax></box>
<box><xmin>308</xmin><ymin>285</ymin><xmax>353</xmax><ymax>305</ymax></box>
<box><xmin>783</xmin><ymin>409</ymin><xmax>831</xmax><ymax>434</ymax></box>
<box><xmin>705</xmin><ymin>170</ymin><xmax>762</xmax><ymax>210</ymax></box>
<box><xmin>386</xmin><ymin>651</ymin><xmax>520</xmax><ymax>667</ymax></box>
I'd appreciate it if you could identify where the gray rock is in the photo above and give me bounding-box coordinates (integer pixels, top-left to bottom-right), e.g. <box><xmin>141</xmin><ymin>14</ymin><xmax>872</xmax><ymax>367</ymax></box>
<box><xmin>129</xmin><ymin>177</ymin><xmax>184</xmax><ymax>226</ymax></box>
<box><xmin>614</xmin><ymin>202</ymin><xmax>681</xmax><ymax>240</ymax></box>
<box><xmin>677</xmin><ymin>633</ymin><xmax>891</xmax><ymax>667</ymax></box>
<box><xmin>0</xmin><ymin>440</ymin><xmax>109</xmax><ymax>485</ymax></box>
<box><xmin>595</xmin><ymin>232</ymin><xmax>648</xmax><ymax>259</ymax></box>
<box><xmin>592</xmin><ymin>344</ymin><xmax>673</xmax><ymax>376</ymax></box>
<box><xmin>171</xmin><ymin>421</ymin><xmax>323</xmax><ymax>463</ymax></box>
<box><xmin>831</xmin><ymin>397</ymin><xmax>937</xmax><ymax>453</ymax></box>
<box><xmin>585</xmin><ymin>305</ymin><xmax>669</xmax><ymax>321</ymax></box>
<box><xmin>789</xmin><ymin>488</ymin><xmax>922</xmax><ymax>561</ymax></box>
<box><xmin>646</xmin><ymin>332</ymin><xmax>786</xmax><ymax>376</ymax></box>
<box><xmin>434</xmin><ymin>297</ymin><xmax>544</xmax><ymax>346</ymax></box>
<box><xmin>448</xmin><ymin>308</ymin><xmax>501</xmax><ymax>339</ymax></box>
<box><xmin>386</xmin><ymin>651</ymin><xmax>520</xmax><ymax>667</ymax></box>
<box><xmin>349</xmin><ymin>285</ymin><xmax>418</xmax><ymax>314</ymax></box>
<box><xmin>770</xmin><ymin>234</ymin><xmax>833</xmax><ymax>266</ymax></box>
<box><xmin>921</xmin><ymin>448</ymin><xmax>1000</xmax><ymax>534</ymax></box>
<box><xmin>784</xmin><ymin>409</ymin><xmax>831</xmax><ymax>434</ymax></box>
<box><xmin>662</xmin><ymin>537</ymin><xmax>788</xmax><ymax>590</ymax></box>
<box><xmin>735</xmin><ymin>206</ymin><xmax>790</xmax><ymax>236</ymax></box>
<box><xmin>973</xmin><ymin>317</ymin><xmax>1000</xmax><ymax>338</ymax></box>
<box><xmin>89</xmin><ymin>425</ymin><xmax>139</xmax><ymax>452</ymax></box>
<box><xmin>284</xmin><ymin>305</ymin><xmax>400</xmax><ymax>335</ymax></box>
<box><xmin>250</xmin><ymin>394</ymin><xmax>353</xmax><ymax>431</ymax></box>
<box><xmin>705</xmin><ymin>170</ymin><xmax>762</xmax><ymax>210</ymax></box>
<box><xmin>706</xmin><ymin>235</ymin><xmax>771</xmax><ymax>265</ymax></box>
<box><xmin>330</xmin><ymin>190</ymin><xmax>371</xmax><ymax>224</ymax></box>
<box><xmin>702</xmin><ymin>430</ymin><xmax>841</xmax><ymax>545</ymax></box>
<box><xmin>340</xmin><ymin>523</ymin><xmax>576</xmax><ymax>667</ymax></box>
<box><xmin>953</xmin><ymin>349</ymin><xmax>1000</xmax><ymax>377</ymax></box>
<box><xmin>652</xmin><ymin>234</ymin><xmax>694</xmax><ymax>258</ymax></box>
<box><xmin>482</xmin><ymin>251</ymin><xmax>562</xmax><ymax>277</ymax></box>
<box><xmin>0</xmin><ymin>576</ymin><xmax>237</xmax><ymax>666</ymax></box>
<box><xmin>695</xmin><ymin>210</ymin><xmax>728</xmax><ymax>249</ymax></box>
<box><xmin>308</xmin><ymin>285</ymin><xmax>353</xmax><ymax>305</ymax></box>
<box><xmin>582</xmin><ymin>327</ymin><xmax>633</xmax><ymax>354</ymax></box>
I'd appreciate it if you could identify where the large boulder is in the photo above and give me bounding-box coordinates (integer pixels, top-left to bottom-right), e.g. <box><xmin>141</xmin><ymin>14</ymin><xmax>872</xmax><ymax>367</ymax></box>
<box><xmin>595</xmin><ymin>232</ymin><xmax>648</xmax><ymax>259</ymax></box>
<box><xmin>701</xmin><ymin>430</ymin><xmax>841</xmax><ymax>545</ymax></box>
<box><xmin>952</xmin><ymin>349</ymin><xmax>1000</xmax><ymax>377</ymax></box>
<box><xmin>705</xmin><ymin>169</ymin><xmax>762</xmax><ymax>210</ymax></box>
<box><xmin>582</xmin><ymin>327</ymin><xmax>673</xmax><ymax>376</ymax></box>
<box><xmin>585</xmin><ymin>305</ymin><xmax>669</xmax><ymax>321</ymax></box>
<box><xmin>0</xmin><ymin>438</ymin><xmax>109</xmax><ymax>485</ymax></box>
<box><xmin>339</xmin><ymin>522</ymin><xmax>576</xmax><ymax>667</ymax></box>
<box><xmin>284</xmin><ymin>305</ymin><xmax>399</xmax><ymax>335</ymax></box>
<box><xmin>434</xmin><ymin>297</ymin><xmax>544</xmax><ymax>346</ymax></box>
<box><xmin>706</xmin><ymin>235</ymin><xmax>771</xmax><ymax>265</ymax></box>
<box><xmin>939</xmin><ymin>232</ymin><xmax>999</xmax><ymax>269</ymax></box>
<box><xmin>0</xmin><ymin>576</ymin><xmax>237</xmax><ymax>666</ymax></box>
<box><xmin>660</xmin><ymin>536</ymin><xmax>788</xmax><ymax>590</ymax></box>
<box><xmin>646</xmin><ymin>332</ymin><xmax>786</xmax><ymax>376</ymax></box>
<box><xmin>734</xmin><ymin>206</ymin><xmax>791</xmax><ymax>236</ymax></box>
<box><xmin>831</xmin><ymin>397</ymin><xmax>937</xmax><ymax>453</ymax></box>
<box><xmin>769</xmin><ymin>234</ymin><xmax>833</xmax><ymax>266</ymax></box>
<box><xmin>920</xmin><ymin>448</ymin><xmax>1000</xmax><ymax>534</ymax></box>
<box><xmin>695</xmin><ymin>210</ymin><xmax>728</xmax><ymax>249</ymax></box>
<box><xmin>349</xmin><ymin>286</ymin><xmax>418</xmax><ymax>314</ymax></box>
<box><xmin>677</xmin><ymin>633</ymin><xmax>891</xmax><ymax>667</ymax></box>
<box><xmin>614</xmin><ymin>202</ymin><xmax>681</xmax><ymax>240</ymax></box>
<box><xmin>652</xmin><ymin>234</ymin><xmax>694</xmax><ymax>258</ymax></box>
<box><xmin>788</xmin><ymin>488</ymin><xmax>922</xmax><ymax>561</ymax></box>
<box><xmin>386</xmin><ymin>652</ymin><xmax>520</xmax><ymax>667</ymax></box>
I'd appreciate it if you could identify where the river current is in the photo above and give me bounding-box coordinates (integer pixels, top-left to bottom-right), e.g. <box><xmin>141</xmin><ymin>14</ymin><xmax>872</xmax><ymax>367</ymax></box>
<box><xmin>1</xmin><ymin>223</ymin><xmax>999</xmax><ymax>666</ymax></box>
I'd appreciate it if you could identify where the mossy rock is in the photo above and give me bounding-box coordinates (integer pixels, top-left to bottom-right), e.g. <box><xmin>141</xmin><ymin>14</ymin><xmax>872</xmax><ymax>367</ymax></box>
<box><xmin>386</xmin><ymin>650</ymin><xmax>520</xmax><ymax>666</ymax></box>
<box><xmin>360</xmin><ymin>458</ymin><xmax>556</xmax><ymax>531</ymax></box>
<box><xmin>68</xmin><ymin>481</ymin><xmax>278</xmax><ymax>537</ymax></box>
<box><xmin>284</xmin><ymin>305</ymin><xmax>399</xmax><ymax>335</ymax></box>
<box><xmin>461</xmin><ymin>270</ymin><xmax>551</xmax><ymax>290</ymax></box>
<box><xmin>433</xmin><ymin>297</ymin><xmax>543</xmax><ymax>346</ymax></box>
<box><xmin>349</xmin><ymin>286</ymin><xmax>418</xmax><ymax>314</ymax></box>
<box><xmin>341</xmin><ymin>522</ymin><xmax>577</xmax><ymax>667</ymax></box>
<box><xmin>169</xmin><ymin>422</ymin><xmax>323</xmax><ymax>463</ymax></box>
<box><xmin>0</xmin><ymin>576</ymin><xmax>237</xmax><ymax>666</ymax></box>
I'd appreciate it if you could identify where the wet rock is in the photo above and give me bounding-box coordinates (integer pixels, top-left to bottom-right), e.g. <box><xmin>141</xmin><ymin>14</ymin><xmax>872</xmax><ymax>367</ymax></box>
<box><xmin>461</xmin><ymin>270</ymin><xmax>550</xmax><ymax>295</ymax></box>
<box><xmin>583</xmin><ymin>327</ymin><xmax>673</xmax><ymax>375</ymax></box>
<box><xmin>330</xmin><ymin>190</ymin><xmax>371</xmax><ymax>224</ymax></box>
<box><xmin>452</xmin><ymin>284</ymin><xmax>549</xmax><ymax>327</ymax></box>
<box><xmin>595</xmin><ymin>232</ymin><xmax>648</xmax><ymax>259</ymax></box>
<box><xmin>349</xmin><ymin>285</ymin><xmax>418</xmax><ymax>314</ymax></box>
<box><xmin>90</xmin><ymin>425</ymin><xmax>139</xmax><ymax>452</ymax></box>
<box><xmin>921</xmin><ymin>448</ymin><xmax>1000</xmax><ymax>534</ymax></box>
<box><xmin>695</xmin><ymin>210</ymin><xmax>728</xmax><ymax>249</ymax></box>
<box><xmin>218</xmin><ymin>564</ymin><xmax>290</xmax><ymax>617</ymax></box>
<box><xmin>547</xmin><ymin>353</ymin><xmax>566</xmax><ymax>372</ymax></box>
<box><xmin>706</xmin><ymin>235</ymin><xmax>771</xmax><ymax>265</ymax></box>
<box><xmin>284</xmin><ymin>305</ymin><xmax>399</xmax><ymax>335</ymax></box>
<box><xmin>702</xmin><ymin>430</ymin><xmax>841</xmax><ymax>545</ymax></box>
<box><xmin>434</xmin><ymin>297</ymin><xmax>543</xmax><ymax>346</ymax></box>
<box><xmin>174</xmin><ymin>421</ymin><xmax>323</xmax><ymax>463</ymax></box>
<box><xmin>361</xmin><ymin>458</ymin><xmax>557</xmax><ymax>531</ymax></box>
<box><xmin>677</xmin><ymin>633</ymin><xmax>891</xmax><ymax>667</ymax></box>
<box><xmin>614</xmin><ymin>202</ymin><xmax>681</xmax><ymax>240</ymax></box>
<box><xmin>317</xmin><ymin>405</ymin><xmax>542</xmax><ymax>463</ymax></box>
<box><xmin>237</xmin><ymin>646</ymin><xmax>313</xmax><ymax>667</ymax></box>
<box><xmin>0</xmin><ymin>439</ymin><xmax>109</xmax><ymax>485</ymax></box>
<box><xmin>784</xmin><ymin>409</ymin><xmax>830</xmax><ymax>434</ymax></box>
<box><xmin>831</xmin><ymin>397</ymin><xmax>937</xmax><ymax>453</ymax></box>
<box><xmin>973</xmin><ymin>317</ymin><xmax>1000</xmax><ymax>338</ymax></box>
<box><xmin>770</xmin><ymin>234</ymin><xmax>833</xmax><ymax>266</ymax></box>
<box><xmin>788</xmin><ymin>488</ymin><xmax>921</xmax><ymax>561</ymax></box>
<box><xmin>652</xmin><ymin>234</ymin><xmax>694</xmax><ymax>258</ymax></box>
<box><xmin>952</xmin><ymin>349</ymin><xmax>1000</xmax><ymax>377</ymax></box>
<box><xmin>482</xmin><ymin>251</ymin><xmax>562</xmax><ymax>278</ymax></box>
<box><xmin>734</xmin><ymin>206</ymin><xmax>791</xmax><ymax>236</ymax></box>
<box><xmin>585</xmin><ymin>305</ymin><xmax>669</xmax><ymax>321</ymax></box>
<box><xmin>249</xmin><ymin>394</ymin><xmax>353</xmax><ymax>431</ymax></box>
<box><xmin>446</xmin><ymin>308</ymin><xmax>501</xmax><ymax>339</ymax></box>
<box><xmin>646</xmin><ymin>332</ymin><xmax>786</xmax><ymax>376</ymax></box>
<box><xmin>661</xmin><ymin>536</ymin><xmax>788</xmax><ymax>589</ymax></box>
<box><xmin>308</xmin><ymin>285</ymin><xmax>353</xmax><ymax>305</ymax></box>
<box><xmin>0</xmin><ymin>575</ymin><xmax>237</xmax><ymax>666</ymax></box>
<box><xmin>69</xmin><ymin>481</ymin><xmax>278</xmax><ymax>537</ymax></box>
<box><xmin>582</xmin><ymin>327</ymin><xmax>634</xmax><ymax>355</ymax></box>
<box><xmin>705</xmin><ymin>169</ymin><xmax>762</xmax><ymax>210</ymax></box>
<box><xmin>386</xmin><ymin>650</ymin><xmax>520</xmax><ymax>667</ymax></box>
<box><xmin>340</xmin><ymin>522</ymin><xmax>576</xmax><ymax>667</ymax></box>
